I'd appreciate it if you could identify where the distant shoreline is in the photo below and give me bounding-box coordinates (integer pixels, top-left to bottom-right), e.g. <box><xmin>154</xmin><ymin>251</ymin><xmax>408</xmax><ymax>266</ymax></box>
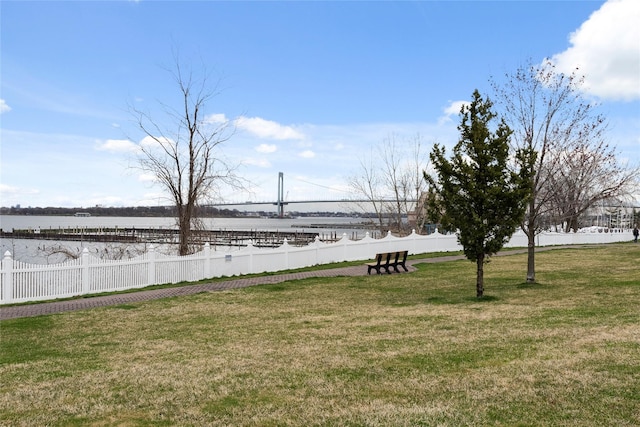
<box><xmin>0</xmin><ymin>206</ymin><xmax>364</xmax><ymax>218</ymax></box>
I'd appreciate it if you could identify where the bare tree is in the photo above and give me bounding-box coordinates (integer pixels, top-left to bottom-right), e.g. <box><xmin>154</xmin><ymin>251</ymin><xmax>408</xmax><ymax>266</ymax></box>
<box><xmin>407</xmin><ymin>135</ymin><xmax>430</xmax><ymax>232</ymax></box>
<box><xmin>349</xmin><ymin>134</ymin><xmax>429</xmax><ymax>235</ymax></box>
<box><xmin>545</xmin><ymin>141</ymin><xmax>638</xmax><ymax>232</ymax></box>
<box><xmin>491</xmin><ymin>59</ymin><xmax>611</xmax><ymax>283</ymax></box>
<box><xmin>380</xmin><ymin>135</ymin><xmax>408</xmax><ymax>232</ymax></box>
<box><xmin>132</xmin><ymin>57</ymin><xmax>243</xmax><ymax>255</ymax></box>
<box><xmin>38</xmin><ymin>243</ymin><xmax>150</xmax><ymax>263</ymax></box>
<box><xmin>348</xmin><ymin>149</ymin><xmax>387</xmax><ymax>233</ymax></box>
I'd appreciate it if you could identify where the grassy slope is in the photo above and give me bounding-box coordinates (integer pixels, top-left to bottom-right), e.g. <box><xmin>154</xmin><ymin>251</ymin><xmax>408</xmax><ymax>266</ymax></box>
<box><xmin>1</xmin><ymin>244</ymin><xmax>639</xmax><ymax>426</ymax></box>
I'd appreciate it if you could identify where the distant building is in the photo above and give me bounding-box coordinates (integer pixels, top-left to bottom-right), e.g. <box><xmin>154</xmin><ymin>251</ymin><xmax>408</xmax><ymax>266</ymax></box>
<box><xmin>582</xmin><ymin>199</ymin><xmax>638</xmax><ymax>229</ymax></box>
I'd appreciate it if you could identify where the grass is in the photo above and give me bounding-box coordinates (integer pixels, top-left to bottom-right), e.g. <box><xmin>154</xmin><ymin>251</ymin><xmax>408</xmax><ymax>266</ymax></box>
<box><xmin>2</xmin><ymin>250</ymin><xmax>465</xmax><ymax>307</ymax></box>
<box><xmin>0</xmin><ymin>244</ymin><xmax>639</xmax><ymax>426</ymax></box>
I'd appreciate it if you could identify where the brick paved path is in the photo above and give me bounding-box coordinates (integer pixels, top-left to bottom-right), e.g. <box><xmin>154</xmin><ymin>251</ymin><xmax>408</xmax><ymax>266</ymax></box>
<box><xmin>1</xmin><ymin>251</ymin><xmax>543</xmax><ymax>321</ymax></box>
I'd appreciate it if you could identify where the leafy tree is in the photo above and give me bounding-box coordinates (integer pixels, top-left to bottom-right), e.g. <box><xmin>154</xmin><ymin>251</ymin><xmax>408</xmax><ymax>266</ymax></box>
<box><xmin>426</xmin><ymin>90</ymin><xmax>533</xmax><ymax>298</ymax></box>
<box><xmin>131</xmin><ymin>57</ymin><xmax>243</xmax><ymax>255</ymax></box>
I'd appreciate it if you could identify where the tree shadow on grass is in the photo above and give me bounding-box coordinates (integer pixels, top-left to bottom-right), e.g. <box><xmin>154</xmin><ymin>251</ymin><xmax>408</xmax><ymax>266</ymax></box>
<box><xmin>425</xmin><ymin>294</ymin><xmax>500</xmax><ymax>305</ymax></box>
<box><xmin>515</xmin><ymin>281</ymin><xmax>548</xmax><ymax>289</ymax></box>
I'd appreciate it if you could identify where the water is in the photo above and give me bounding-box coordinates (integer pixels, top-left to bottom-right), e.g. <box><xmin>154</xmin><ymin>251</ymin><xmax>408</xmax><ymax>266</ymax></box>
<box><xmin>0</xmin><ymin>215</ymin><xmax>373</xmax><ymax>233</ymax></box>
<box><xmin>0</xmin><ymin>215</ymin><xmax>376</xmax><ymax>264</ymax></box>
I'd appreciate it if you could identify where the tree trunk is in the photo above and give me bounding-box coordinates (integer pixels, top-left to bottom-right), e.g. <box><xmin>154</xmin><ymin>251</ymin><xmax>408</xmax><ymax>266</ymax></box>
<box><xmin>568</xmin><ymin>215</ymin><xmax>579</xmax><ymax>233</ymax></box>
<box><xmin>178</xmin><ymin>205</ymin><xmax>192</xmax><ymax>256</ymax></box>
<box><xmin>526</xmin><ymin>229</ymin><xmax>535</xmax><ymax>283</ymax></box>
<box><xmin>525</xmin><ymin>195</ymin><xmax>536</xmax><ymax>284</ymax></box>
<box><xmin>476</xmin><ymin>253</ymin><xmax>485</xmax><ymax>298</ymax></box>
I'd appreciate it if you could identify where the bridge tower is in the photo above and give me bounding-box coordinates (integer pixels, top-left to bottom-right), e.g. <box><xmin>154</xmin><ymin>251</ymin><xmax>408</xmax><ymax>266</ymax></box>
<box><xmin>274</xmin><ymin>172</ymin><xmax>288</xmax><ymax>218</ymax></box>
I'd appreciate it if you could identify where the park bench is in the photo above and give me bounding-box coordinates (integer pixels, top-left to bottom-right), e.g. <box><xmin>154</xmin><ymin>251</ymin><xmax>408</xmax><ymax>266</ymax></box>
<box><xmin>366</xmin><ymin>250</ymin><xmax>409</xmax><ymax>275</ymax></box>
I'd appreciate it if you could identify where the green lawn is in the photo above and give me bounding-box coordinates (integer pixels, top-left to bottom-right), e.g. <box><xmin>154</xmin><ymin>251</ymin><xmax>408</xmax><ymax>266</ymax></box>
<box><xmin>1</xmin><ymin>244</ymin><xmax>639</xmax><ymax>426</ymax></box>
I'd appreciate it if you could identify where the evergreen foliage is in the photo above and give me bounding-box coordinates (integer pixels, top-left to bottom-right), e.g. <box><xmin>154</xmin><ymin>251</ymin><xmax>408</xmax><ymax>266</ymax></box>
<box><xmin>426</xmin><ymin>90</ymin><xmax>534</xmax><ymax>297</ymax></box>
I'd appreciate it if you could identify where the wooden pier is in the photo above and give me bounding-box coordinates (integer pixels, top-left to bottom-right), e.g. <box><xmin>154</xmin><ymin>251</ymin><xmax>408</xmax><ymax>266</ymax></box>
<box><xmin>0</xmin><ymin>227</ymin><xmax>338</xmax><ymax>248</ymax></box>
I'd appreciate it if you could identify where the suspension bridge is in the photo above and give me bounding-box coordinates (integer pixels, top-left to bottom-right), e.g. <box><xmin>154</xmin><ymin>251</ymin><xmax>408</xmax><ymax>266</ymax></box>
<box><xmin>209</xmin><ymin>172</ymin><xmax>418</xmax><ymax>217</ymax></box>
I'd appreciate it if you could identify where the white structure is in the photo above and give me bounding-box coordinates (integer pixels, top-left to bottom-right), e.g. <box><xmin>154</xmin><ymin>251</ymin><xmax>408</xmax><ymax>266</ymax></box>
<box><xmin>0</xmin><ymin>228</ymin><xmax>633</xmax><ymax>304</ymax></box>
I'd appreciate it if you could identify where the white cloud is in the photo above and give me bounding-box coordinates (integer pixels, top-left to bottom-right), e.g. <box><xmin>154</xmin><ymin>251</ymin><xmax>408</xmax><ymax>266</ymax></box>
<box><xmin>243</xmin><ymin>157</ymin><xmax>272</xmax><ymax>168</ymax></box>
<box><xmin>548</xmin><ymin>0</ymin><xmax>640</xmax><ymax>101</ymax></box>
<box><xmin>137</xmin><ymin>172</ymin><xmax>157</xmax><ymax>183</ymax></box>
<box><xmin>139</xmin><ymin>135</ymin><xmax>174</xmax><ymax>149</ymax></box>
<box><xmin>0</xmin><ymin>184</ymin><xmax>40</xmax><ymax>207</ymax></box>
<box><xmin>0</xmin><ymin>99</ymin><xmax>11</xmax><ymax>114</ymax></box>
<box><xmin>438</xmin><ymin>100</ymin><xmax>468</xmax><ymax>124</ymax></box>
<box><xmin>96</xmin><ymin>139</ymin><xmax>139</xmax><ymax>153</ymax></box>
<box><xmin>0</xmin><ymin>183</ymin><xmax>18</xmax><ymax>194</ymax></box>
<box><xmin>0</xmin><ymin>183</ymin><xmax>38</xmax><ymax>195</ymax></box>
<box><xmin>443</xmin><ymin>101</ymin><xmax>467</xmax><ymax>116</ymax></box>
<box><xmin>298</xmin><ymin>150</ymin><xmax>316</xmax><ymax>159</ymax></box>
<box><xmin>205</xmin><ymin>113</ymin><xmax>229</xmax><ymax>124</ymax></box>
<box><xmin>235</xmin><ymin>116</ymin><xmax>305</xmax><ymax>140</ymax></box>
<box><xmin>135</xmin><ymin>191</ymin><xmax>169</xmax><ymax>206</ymax></box>
<box><xmin>256</xmin><ymin>143</ymin><xmax>277</xmax><ymax>153</ymax></box>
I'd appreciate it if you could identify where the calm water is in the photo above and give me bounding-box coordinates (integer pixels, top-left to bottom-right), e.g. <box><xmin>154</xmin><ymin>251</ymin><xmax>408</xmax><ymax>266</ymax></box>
<box><xmin>0</xmin><ymin>215</ymin><xmax>375</xmax><ymax>264</ymax></box>
<box><xmin>0</xmin><ymin>215</ymin><xmax>373</xmax><ymax>233</ymax></box>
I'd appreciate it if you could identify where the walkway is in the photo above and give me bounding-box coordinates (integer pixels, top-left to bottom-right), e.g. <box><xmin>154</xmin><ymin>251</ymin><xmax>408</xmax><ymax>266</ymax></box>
<box><xmin>0</xmin><ymin>251</ymin><xmax>534</xmax><ymax>320</ymax></box>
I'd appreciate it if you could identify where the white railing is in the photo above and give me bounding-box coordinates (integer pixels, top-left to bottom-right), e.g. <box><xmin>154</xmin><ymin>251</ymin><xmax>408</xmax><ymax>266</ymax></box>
<box><xmin>1</xmin><ymin>228</ymin><xmax>633</xmax><ymax>304</ymax></box>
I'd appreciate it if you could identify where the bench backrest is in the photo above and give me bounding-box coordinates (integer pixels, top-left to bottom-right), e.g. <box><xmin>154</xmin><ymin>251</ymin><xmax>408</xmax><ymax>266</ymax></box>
<box><xmin>374</xmin><ymin>252</ymin><xmax>406</xmax><ymax>264</ymax></box>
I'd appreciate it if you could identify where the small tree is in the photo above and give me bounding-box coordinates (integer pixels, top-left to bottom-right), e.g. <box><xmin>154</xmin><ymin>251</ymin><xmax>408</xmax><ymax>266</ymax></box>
<box><xmin>132</xmin><ymin>57</ymin><xmax>243</xmax><ymax>255</ymax></box>
<box><xmin>426</xmin><ymin>90</ymin><xmax>533</xmax><ymax>297</ymax></box>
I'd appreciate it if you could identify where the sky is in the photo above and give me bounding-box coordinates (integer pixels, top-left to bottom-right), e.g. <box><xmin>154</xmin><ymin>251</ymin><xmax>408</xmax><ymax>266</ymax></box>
<box><xmin>1</xmin><ymin>0</ymin><xmax>639</xmax><ymax>211</ymax></box>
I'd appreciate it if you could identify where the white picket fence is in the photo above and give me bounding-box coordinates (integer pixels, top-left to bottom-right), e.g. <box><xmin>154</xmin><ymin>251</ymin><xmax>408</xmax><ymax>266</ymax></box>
<box><xmin>0</xmin><ymin>228</ymin><xmax>633</xmax><ymax>304</ymax></box>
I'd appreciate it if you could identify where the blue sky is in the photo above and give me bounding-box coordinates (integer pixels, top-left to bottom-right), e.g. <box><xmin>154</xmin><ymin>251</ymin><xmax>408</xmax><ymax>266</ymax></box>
<box><xmin>1</xmin><ymin>0</ymin><xmax>639</xmax><ymax>209</ymax></box>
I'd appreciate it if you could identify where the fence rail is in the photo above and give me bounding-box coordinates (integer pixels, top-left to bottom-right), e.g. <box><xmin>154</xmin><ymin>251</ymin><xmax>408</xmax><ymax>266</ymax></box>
<box><xmin>1</xmin><ymin>228</ymin><xmax>633</xmax><ymax>304</ymax></box>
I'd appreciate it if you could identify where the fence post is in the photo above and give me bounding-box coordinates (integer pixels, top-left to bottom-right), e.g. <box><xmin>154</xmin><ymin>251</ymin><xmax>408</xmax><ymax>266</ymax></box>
<box><xmin>282</xmin><ymin>238</ymin><xmax>290</xmax><ymax>269</ymax></box>
<box><xmin>204</xmin><ymin>243</ymin><xmax>211</xmax><ymax>278</ymax></box>
<box><xmin>342</xmin><ymin>233</ymin><xmax>348</xmax><ymax>261</ymax></box>
<box><xmin>247</xmin><ymin>241</ymin><xmax>254</xmax><ymax>274</ymax></box>
<box><xmin>82</xmin><ymin>248</ymin><xmax>90</xmax><ymax>295</ymax></box>
<box><xmin>148</xmin><ymin>244</ymin><xmax>156</xmax><ymax>286</ymax></box>
<box><xmin>364</xmin><ymin>232</ymin><xmax>372</xmax><ymax>260</ymax></box>
<box><xmin>410</xmin><ymin>229</ymin><xmax>416</xmax><ymax>255</ymax></box>
<box><xmin>314</xmin><ymin>236</ymin><xmax>320</xmax><ymax>265</ymax></box>
<box><xmin>2</xmin><ymin>251</ymin><xmax>14</xmax><ymax>304</ymax></box>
